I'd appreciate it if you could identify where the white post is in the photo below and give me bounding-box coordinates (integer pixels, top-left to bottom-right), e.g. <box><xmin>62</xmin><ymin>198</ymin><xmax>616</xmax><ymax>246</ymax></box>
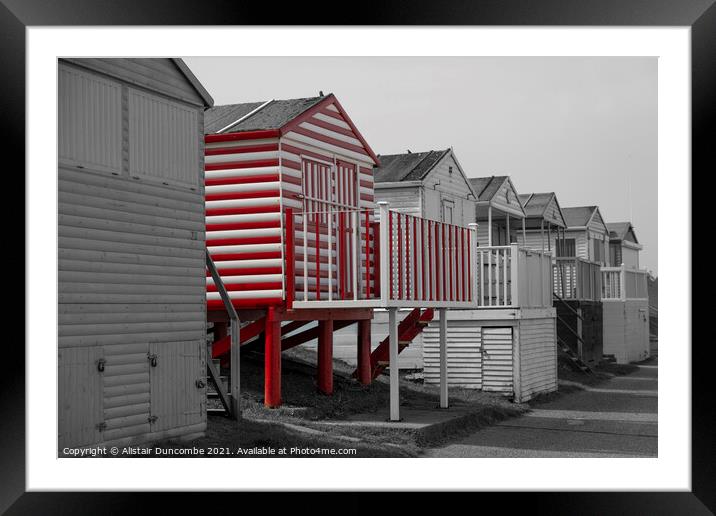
<box><xmin>468</xmin><ymin>223</ymin><xmax>479</xmax><ymax>306</ymax></box>
<box><xmin>487</xmin><ymin>205</ymin><xmax>493</xmax><ymax>247</ymax></box>
<box><xmin>378</xmin><ymin>202</ymin><xmax>390</xmax><ymax>306</ymax></box>
<box><xmin>540</xmin><ymin>220</ymin><xmax>545</xmax><ymax>253</ymax></box>
<box><xmin>439</xmin><ymin>308</ymin><xmax>448</xmax><ymax>409</ymax></box>
<box><xmin>510</xmin><ymin>243</ymin><xmax>520</xmax><ymax>307</ymax></box>
<box><xmin>388</xmin><ymin>307</ymin><xmax>400</xmax><ymax>421</ymax></box>
<box><xmin>506</xmin><ymin>213</ymin><xmax>510</xmax><ymax>244</ymax></box>
<box><xmin>522</xmin><ymin>217</ymin><xmax>527</xmax><ymax>245</ymax></box>
<box><xmin>352</xmin><ymin>210</ymin><xmax>358</xmax><ymax>300</ymax></box>
<box><xmin>621</xmin><ymin>263</ymin><xmax>627</xmax><ymax>301</ymax></box>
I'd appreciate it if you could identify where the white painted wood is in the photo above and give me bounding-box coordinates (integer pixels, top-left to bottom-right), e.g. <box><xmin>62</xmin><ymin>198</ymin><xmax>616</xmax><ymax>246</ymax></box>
<box><xmin>439</xmin><ymin>308</ymin><xmax>448</xmax><ymax>408</ymax></box>
<box><xmin>389</xmin><ymin>308</ymin><xmax>400</xmax><ymax>421</ymax></box>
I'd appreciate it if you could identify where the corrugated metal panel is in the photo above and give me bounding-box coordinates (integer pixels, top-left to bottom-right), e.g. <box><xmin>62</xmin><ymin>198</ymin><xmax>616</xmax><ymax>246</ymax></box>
<box><xmin>149</xmin><ymin>340</ymin><xmax>205</xmax><ymax>433</ymax></box>
<box><xmin>59</xmin><ymin>64</ymin><xmax>122</xmax><ymax>173</ymax></box>
<box><xmin>423</xmin><ymin>321</ymin><xmax>482</xmax><ymax>387</ymax></box>
<box><xmin>518</xmin><ymin>317</ymin><xmax>557</xmax><ymax>401</ymax></box>
<box><xmin>481</xmin><ymin>327</ymin><xmax>513</xmax><ymax>394</ymax></box>
<box><xmin>58</xmin><ymin>346</ymin><xmax>104</xmax><ymax>449</ymax></box>
<box><xmin>129</xmin><ymin>89</ymin><xmax>200</xmax><ymax>187</ymax></box>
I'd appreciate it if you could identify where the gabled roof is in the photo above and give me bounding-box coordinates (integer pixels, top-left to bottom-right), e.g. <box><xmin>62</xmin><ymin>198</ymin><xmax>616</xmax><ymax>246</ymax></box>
<box><xmin>172</xmin><ymin>59</ymin><xmax>214</xmax><ymax>107</ymax></box>
<box><xmin>204</xmin><ymin>93</ymin><xmax>379</xmax><ymax>164</ymax></box>
<box><xmin>205</xmin><ymin>97</ymin><xmax>325</xmax><ymax>133</ymax></box>
<box><xmin>562</xmin><ymin>206</ymin><xmax>597</xmax><ymax>227</ymax></box>
<box><xmin>469</xmin><ymin>176</ymin><xmax>509</xmax><ymax>201</ymax></box>
<box><xmin>519</xmin><ymin>192</ymin><xmax>566</xmax><ymax>227</ymax></box>
<box><xmin>373</xmin><ymin>149</ymin><xmax>450</xmax><ymax>183</ymax></box>
<box><xmin>607</xmin><ymin>222</ymin><xmax>640</xmax><ymax>244</ymax></box>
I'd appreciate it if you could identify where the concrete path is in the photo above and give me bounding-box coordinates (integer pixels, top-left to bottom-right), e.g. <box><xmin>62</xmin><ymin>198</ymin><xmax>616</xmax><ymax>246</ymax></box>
<box><xmin>424</xmin><ymin>360</ymin><xmax>658</xmax><ymax>458</ymax></box>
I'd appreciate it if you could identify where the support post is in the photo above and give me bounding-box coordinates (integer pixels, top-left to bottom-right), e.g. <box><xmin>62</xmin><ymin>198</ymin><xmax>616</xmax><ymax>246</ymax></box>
<box><xmin>230</xmin><ymin>317</ymin><xmax>240</xmax><ymax>417</ymax></box>
<box><xmin>317</xmin><ymin>319</ymin><xmax>334</xmax><ymax>394</ymax></box>
<box><xmin>468</xmin><ymin>223</ymin><xmax>479</xmax><ymax>305</ymax></box>
<box><xmin>540</xmin><ymin>220</ymin><xmax>545</xmax><ymax>253</ymax></box>
<box><xmin>356</xmin><ymin>319</ymin><xmax>372</xmax><ymax>385</ymax></box>
<box><xmin>506</xmin><ymin>213</ymin><xmax>510</xmax><ymax>244</ymax></box>
<box><xmin>487</xmin><ymin>204</ymin><xmax>493</xmax><ymax>247</ymax></box>
<box><xmin>378</xmin><ymin>202</ymin><xmax>390</xmax><ymax>306</ymax></box>
<box><xmin>388</xmin><ymin>307</ymin><xmax>400</xmax><ymax>421</ymax></box>
<box><xmin>439</xmin><ymin>308</ymin><xmax>448</xmax><ymax>409</ymax></box>
<box><xmin>576</xmin><ymin>307</ymin><xmax>584</xmax><ymax>360</ymax></box>
<box><xmin>264</xmin><ymin>306</ymin><xmax>282</xmax><ymax>408</ymax></box>
<box><xmin>522</xmin><ymin>217</ymin><xmax>527</xmax><ymax>245</ymax></box>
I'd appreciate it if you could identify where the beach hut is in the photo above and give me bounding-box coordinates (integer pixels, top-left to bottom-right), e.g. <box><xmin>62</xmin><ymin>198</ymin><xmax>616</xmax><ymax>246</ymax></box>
<box><xmin>203</xmin><ymin>96</ymin><xmax>479</xmax><ymax>421</ymax></box>
<box><xmin>368</xmin><ymin>162</ymin><xmax>556</xmax><ymax>402</ymax></box>
<box><xmin>469</xmin><ymin>175</ymin><xmax>526</xmax><ymax>246</ymax></box>
<box><xmin>607</xmin><ymin>222</ymin><xmax>642</xmax><ymax>269</ymax></box>
<box><xmin>517</xmin><ymin>192</ymin><xmax>567</xmax><ymax>254</ymax></box>
<box><xmin>600</xmin><ymin>221</ymin><xmax>650</xmax><ymax>363</ymax></box>
<box><xmin>58</xmin><ymin>58</ymin><xmax>213</xmax><ymax>449</ymax></box>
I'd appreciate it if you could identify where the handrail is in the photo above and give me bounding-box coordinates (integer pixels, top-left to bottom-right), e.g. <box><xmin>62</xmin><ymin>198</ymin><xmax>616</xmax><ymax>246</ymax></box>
<box><xmin>206</xmin><ymin>251</ymin><xmax>241</xmax><ymax>419</ymax></box>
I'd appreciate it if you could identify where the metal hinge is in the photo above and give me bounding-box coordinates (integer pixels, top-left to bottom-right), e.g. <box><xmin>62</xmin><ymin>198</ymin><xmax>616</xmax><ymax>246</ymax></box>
<box><xmin>97</xmin><ymin>358</ymin><xmax>106</xmax><ymax>372</ymax></box>
<box><xmin>147</xmin><ymin>353</ymin><xmax>158</xmax><ymax>367</ymax></box>
<box><xmin>96</xmin><ymin>422</ymin><xmax>107</xmax><ymax>431</ymax></box>
<box><xmin>148</xmin><ymin>416</ymin><xmax>158</xmax><ymax>424</ymax></box>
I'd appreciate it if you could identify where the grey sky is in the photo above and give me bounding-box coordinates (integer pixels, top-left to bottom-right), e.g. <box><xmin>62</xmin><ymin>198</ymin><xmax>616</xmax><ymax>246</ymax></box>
<box><xmin>184</xmin><ymin>57</ymin><xmax>657</xmax><ymax>275</ymax></box>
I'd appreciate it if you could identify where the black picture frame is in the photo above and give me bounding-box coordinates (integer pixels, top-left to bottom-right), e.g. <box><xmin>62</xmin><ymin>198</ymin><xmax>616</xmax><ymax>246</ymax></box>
<box><xmin>4</xmin><ymin>0</ymin><xmax>711</xmax><ymax>513</ymax></box>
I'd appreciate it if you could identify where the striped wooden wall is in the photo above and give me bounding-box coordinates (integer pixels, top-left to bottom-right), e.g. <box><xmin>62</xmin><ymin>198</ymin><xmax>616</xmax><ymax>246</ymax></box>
<box><xmin>205</xmin><ymin>99</ymin><xmax>378</xmax><ymax>307</ymax></box>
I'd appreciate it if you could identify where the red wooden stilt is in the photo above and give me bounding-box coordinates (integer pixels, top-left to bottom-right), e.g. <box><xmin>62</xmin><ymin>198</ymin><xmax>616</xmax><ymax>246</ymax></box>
<box><xmin>264</xmin><ymin>307</ymin><xmax>282</xmax><ymax>407</ymax></box>
<box><xmin>357</xmin><ymin>319</ymin><xmax>372</xmax><ymax>385</ymax></box>
<box><xmin>317</xmin><ymin>319</ymin><xmax>334</xmax><ymax>394</ymax></box>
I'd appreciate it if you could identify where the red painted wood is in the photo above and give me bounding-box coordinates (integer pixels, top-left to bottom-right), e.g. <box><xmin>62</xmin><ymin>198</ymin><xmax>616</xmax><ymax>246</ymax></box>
<box><xmin>397</xmin><ymin>213</ymin><xmax>403</xmax><ymax>300</ymax></box>
<box><xmin>211</xmin><ymin>251</ymin><xmax>282</xmax><ymax>262</ymax></box>
<box><xmin>206</xmin><ymin>220</ymin><xmax>281</xmax><ymax>232</ymax></box>
<box><xmin>264</xmin><ymin>307</ymin><xmax>282</xmax><ymax>407</ymax></box>
<box><xmin>317</xmin><ymin>320</ymin><xmax>334</xmax><ymax>395</ymax></box>
<box><xmin>364</xmin><ymin>209</ymin><xmax>371</xmax><ymax>298</ymax></box>
<box><xmin>205</xmin><ymin>158</ymin><xmax>279</xmax><ymax>171</ymax></box>
<box><xmin>206</xmin><ymin>205</ymin><xmax>280</xmax><ymax>217</ymax></box>
<box><xmin>205</xmin><ymin>143</ymin><xmax>279</xmax><ymax>156</ymax></box>
<box><xmin>206</xmin><ymin>235</ymin><xmax>281</xmax><ymax>247</ymax></box>
<box><xmin>206</xmin><ymin>267</ymin><xmax>282</xmax><ymax>277</ymax></box>
<box><xmin>207</xmin><ymin>282</ymin><xmax>282</xmax><ymax>293</ymax></box>
<box><xmin>428</xmin><ymin>221</ymin><xmax>434</xmax><ymax>301</ymax></box>
<box><xmin>373</xmin><ymin>222</ymin><xmax>381</xmax><ymax>297</ymax></box>
<box><xmin>314</xmin><ymin>212</ymin><xmax>321</xmax><ymax>300</ymax></box>
<box><xmin>290</xmin><ymin>126</ymin><xmax>370</xmax><ymax>158</ymax></box>
<box><xmin>205</xmin><ymin>174</ymin><xmax>279</xmax><ymax>187</ymax></box>
<box><xmin>205</xmin><ymin>190</ymin><xmax>280</xmax><ymax>202</ymax></box>
<box><xmin>207</xmin><ymin>298</ymin><xmax>282</xmax><ymax>311</ymax></box>
<box><xmin>356</xmin><ymin>319</ymin><xmax>372</xmax><ymax>385</ymax></box>
<box><xmin>285</xmin><ymin>208</ymin><xmax>295</xmax><ymax>310</ymax></box>
<box><xmin>205</xmin><ymin>130</ymin><xmax>280</xmax><ymax>143</ymax></box>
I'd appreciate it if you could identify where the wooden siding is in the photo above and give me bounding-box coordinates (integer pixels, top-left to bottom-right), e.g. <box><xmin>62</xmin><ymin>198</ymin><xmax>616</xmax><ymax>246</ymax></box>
<box><xmin>374</xmin><ymin>185</ymin><xmax>422</xmax><ymax>217</ymax></box>
<box><xmin>59</xmin><ymin>65</ymin><xmax>123</xmax><ymax>174</ymax></box>
<box><xmin>129</xmin><ymin>89</ymin><xmax>201</xmax><ymax>188</ymax></box>
<box><xmin>63</xmin><ymin>58</ymin><xmax>206</xmax><ymax>107</ymax></box>
<box><xmin>543</xmin><ymin>195</ymin><xmax>565</xmax><ymax>227</ymax></box>
<box><xmin>603</xmin><ymin>299</ymin><xmax>650</xmax><ymax>364</ymax></box>
<box><xmin>517</xmin><ymin>317</ymin><xmax>557</xmax><ymax>402</ymax></box>
<box><xmin>421</xmin><ymin>153</ymin><xmax>476</xmax><ymax>227</ymax></box>
<box><xmin>58</xmin><ymin>59</ymin><xmax>207</xmax><ymax>448</ymax></box>
<box><xmin>204</xmin><ymin>135</ymin><xmax>284</xmax><ymax>308</ymax></box>
<box><xmin>481</xmin><ymin>327</ymin><xmax>514</xmax><ymax>394</ymax></box>
<box><xmin>486</xmin><ymin>178</ymin><xmax>525</xmax><ymax>218</ymax></box>
<box><xmin>423</xmin><ymin>321</ymin><xmax>482</xmax><ymax>387</ymax></box>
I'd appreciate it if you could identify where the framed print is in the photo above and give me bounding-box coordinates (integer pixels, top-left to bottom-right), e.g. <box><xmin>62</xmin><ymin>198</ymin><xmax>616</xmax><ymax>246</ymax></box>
<box><xmin>4</xmin><ymin>0</ymin><xmax>713</xmax><ymax>512</ymax></box>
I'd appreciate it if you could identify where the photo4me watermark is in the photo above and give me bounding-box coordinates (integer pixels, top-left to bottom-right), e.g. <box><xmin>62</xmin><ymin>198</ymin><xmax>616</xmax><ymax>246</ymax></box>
<box><xmin>61</xmin><ymin>446</ymin><xmax>358</xmax><ymax>457</ymax></box>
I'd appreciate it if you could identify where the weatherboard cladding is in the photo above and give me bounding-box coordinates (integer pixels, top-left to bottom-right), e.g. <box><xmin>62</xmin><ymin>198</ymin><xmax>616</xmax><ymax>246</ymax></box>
<box><xmin>58</xmin><ymin>59</ymin><xmax>207</xmax><ymax>449</ymax></box>
<box><xmin>204</xmin><ymin>95</ymin><xmax>377</xmax><ymax>308</ymax></box>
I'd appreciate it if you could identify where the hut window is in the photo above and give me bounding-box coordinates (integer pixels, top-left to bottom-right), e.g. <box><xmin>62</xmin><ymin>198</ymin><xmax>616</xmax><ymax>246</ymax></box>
<box><xmin>58</xmin><ymin>65</ymin><xmax>122</xmax><ymax>173</ymax></box>
<box><xmin>128</xmin><ymin>89</ymin><xmax>199</xmax><ymax>187</ymax></box>
<box><xmin>556</xmin><ymin>238</ymin><xmax>576</xmax><ymax>257</ymax></box>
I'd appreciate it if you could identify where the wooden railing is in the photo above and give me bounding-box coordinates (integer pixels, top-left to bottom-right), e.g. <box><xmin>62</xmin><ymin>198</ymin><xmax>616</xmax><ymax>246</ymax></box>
<box><xmin>474</xmin><ymin>244</ymin><xmax>553</xmax><ymax>309</ymax></box>
<box><xmin>553</xmin><ymin>257</ymin><xmax>602</xmax><ymax>302</ymax></box>
<box><xmin>601</xmin><ymin>264</ymin><xmax>649</xmax><ymax>300</ymax></box>
<box><xmin>287</xmin><ymin>207</ymin><xmax>375</xmax><ymax>305</ymax></box>
<box><xmin>379</xmin><ymin>203</ymin><xmax>474</xmax><ymax>308</ymax></box>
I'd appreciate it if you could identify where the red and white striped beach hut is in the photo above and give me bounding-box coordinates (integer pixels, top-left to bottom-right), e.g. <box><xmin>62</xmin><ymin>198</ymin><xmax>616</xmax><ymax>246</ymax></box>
<box><xmin>204</xmin><ymin>94</ymin><xmax>479</xmax><ymax>420</ymax></box>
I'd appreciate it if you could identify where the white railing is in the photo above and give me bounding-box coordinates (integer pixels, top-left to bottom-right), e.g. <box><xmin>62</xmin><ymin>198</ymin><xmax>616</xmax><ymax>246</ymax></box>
<box><xmin>474</xmin><ymin>244</ymin><xmax>553</xmax><ymax>309</ymax></box>
<box><xmin>601</xmin><ymin>264</ymin><xmax>649</xmax><ymax>300</ymax></box>
<box><xmin>553</xmin><ymin>257</ymin><xmax>602</xmax><ymax>302</ymax></box>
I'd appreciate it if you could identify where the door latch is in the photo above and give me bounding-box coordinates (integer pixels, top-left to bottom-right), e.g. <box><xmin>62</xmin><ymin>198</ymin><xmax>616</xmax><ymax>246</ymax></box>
<box><xmin>148</xmin><ymin>353</ymin><xmax>158</xmax><ymax>367</ymax></box>
<box><xmin>97</xmin><ymin>358</ymin><xmax>106</xmax><ymax>372</ymax></box>
<box><xmin>148</xmin><ymin>415</ymin><xmax>158</xmax><ymax>424</ymax></box>
<box><xmin>195</xmin><ymin>379</ymin><xmax>206</xmax><ymax>389</ymax></box>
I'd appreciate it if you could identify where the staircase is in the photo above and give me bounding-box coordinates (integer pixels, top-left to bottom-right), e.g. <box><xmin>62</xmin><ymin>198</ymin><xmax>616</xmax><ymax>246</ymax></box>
<box><xmin>553</xmin><ymin>293</ymin><xmax>593</xmax><ymax>374</ymax></box>
<box><xmin>355</xmin><ymin>308</ymin><xmax>435</xmax><ymax>380</ymax></box>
